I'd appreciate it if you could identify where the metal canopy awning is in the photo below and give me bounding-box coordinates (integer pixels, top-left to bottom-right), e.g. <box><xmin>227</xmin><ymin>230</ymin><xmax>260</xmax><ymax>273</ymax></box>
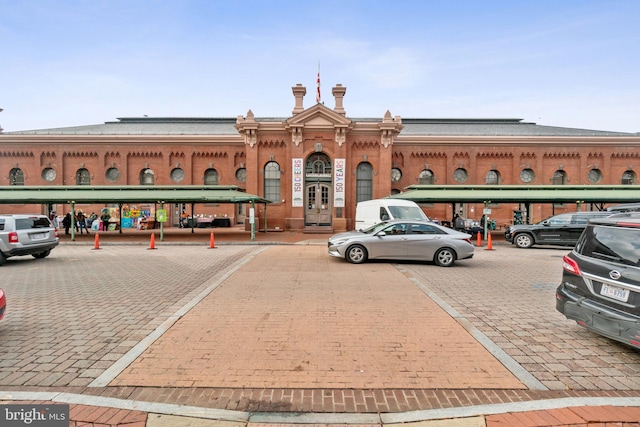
<box><xmin>0</xmin><ymin>185</ymin><xmax>271</xmax><ymax>241</ymax></box>
<box><xmin>0</xmin><ymin>185</ymin><xmax>271</xmax><ymax>205</ymax></box>
<box><xmin>388</xmin><ymin>185</ymin><xmax>640</xmax><ymax>204</ymax></box>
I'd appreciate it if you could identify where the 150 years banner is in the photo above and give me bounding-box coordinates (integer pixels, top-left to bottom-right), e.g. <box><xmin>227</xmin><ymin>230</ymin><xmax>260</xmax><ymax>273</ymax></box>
<box><xmin>334</xmin><ymin>158</ymin><xmax>345</xmax><ymax>208</ymax></box>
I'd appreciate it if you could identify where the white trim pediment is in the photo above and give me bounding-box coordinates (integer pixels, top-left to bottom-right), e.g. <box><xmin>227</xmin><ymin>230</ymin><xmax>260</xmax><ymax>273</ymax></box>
<box><xmin>286</xmin><ymin>104</ymin><xmax>352</xmax><ymax>129</ymax></box>
<box><xmin>285</xmin><ymin>104</ymin><xmax>354</xmax><ymax>147</ymax></box>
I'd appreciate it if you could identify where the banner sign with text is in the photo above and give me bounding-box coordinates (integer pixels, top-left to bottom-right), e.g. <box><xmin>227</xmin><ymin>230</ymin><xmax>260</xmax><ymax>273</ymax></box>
<box><xmin>292</xmin><ymin>158</ymin><xmax>304</xmax><ymax>207</ymax></box>
<box><xmin>334</xmin><ymin>158</ymin><xmax>345</xmax><ymax>208</ymax></box>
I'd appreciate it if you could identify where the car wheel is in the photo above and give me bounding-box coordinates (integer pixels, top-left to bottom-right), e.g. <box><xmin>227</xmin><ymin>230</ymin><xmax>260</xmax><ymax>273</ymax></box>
<box><xmin>32</xmin><ymin>249</ymin><xmax>51</xmax><ymax>259</ymax></box>
<box><xmin>0</xmin><ymin>252</ymin><xmax>6</xmax><ymax>266</ymax></box>
<box><xmin>434</xmin><ymin>248</ymin><xmax>456</xmax><ymax>267</ymax></box>
<box><xmin>514</xmin><ymin>233</ymin><xmax>534</xmax><ymax>248</ymax></box>
<box><xmin>346</xmin><ymin>244</ymin><xmax>368</xmax><ymax>264</ymax></box>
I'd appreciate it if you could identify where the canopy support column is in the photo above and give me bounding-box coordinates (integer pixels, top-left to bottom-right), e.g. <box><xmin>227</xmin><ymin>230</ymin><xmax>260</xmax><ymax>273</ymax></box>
<box><xmin>118</xmin><ymin>203</ymin><xmax>123</xmax><ymax>234</ymax></box>
<box><xmin>191</xmin><ymin>202</ymin><xmax>195</xmax><ymax>233</ymax></box>
<box><xmin>70</xmin><ymin>201</ymin><xmax>76</xmax><ymax>241</ymax></box>
<box><xmin>250</xmin><ymin>200</ymin><xmax>256</xmax><ymax>240</ymax></box>
<box><xmin>159</xmin><ymin>202</ymin><xmax>164</xmax><ymax>241</ymax></box>
<box><xmin>483</xmin><ymin>201</ymin><xmax>490</xmax><ymax>240</ymax></box>
<box><xmin>263</xmin><ymin>203</ymin><xmax>268</xmax><ymax>234</ymax></box>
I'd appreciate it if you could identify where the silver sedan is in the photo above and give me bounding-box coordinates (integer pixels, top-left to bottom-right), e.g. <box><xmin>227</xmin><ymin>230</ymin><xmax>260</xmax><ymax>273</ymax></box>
<box><xmin>328</xmin><ymin>220</ymin><xmax>474</xmax><ymax>267</ymax></box>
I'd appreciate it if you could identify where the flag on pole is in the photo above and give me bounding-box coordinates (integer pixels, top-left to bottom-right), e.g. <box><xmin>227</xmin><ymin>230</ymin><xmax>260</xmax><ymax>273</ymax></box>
<box><xmin>316</xmin><ymin>62</ymin><xmax>321</xmax><ymax>104</ymax></box>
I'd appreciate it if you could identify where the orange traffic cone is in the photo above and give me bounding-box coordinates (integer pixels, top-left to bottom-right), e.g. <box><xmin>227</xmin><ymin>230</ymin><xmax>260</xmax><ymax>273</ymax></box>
<box><xmin>209</xmin><ymin>231</ymin><xmax>216</xmax><ymax>249</ymax></box>
<box><xmin>476</xmin><ymin>231</ymin><xmax>482</xmax><ymax>247</ymax></box>
<box><xmin>148</xmin><ymin>233</ymin><xmax>157</xmax><ymax>250</ymax></box>
<box><xmin>485</xmin><ymin>232</ymin><xmax>494</xmax><ymax>251</ymax></box>
<box><xmin>92</xmin><ymin>233</ymin><xmax>101</xmax><ymax>250</ymax></box>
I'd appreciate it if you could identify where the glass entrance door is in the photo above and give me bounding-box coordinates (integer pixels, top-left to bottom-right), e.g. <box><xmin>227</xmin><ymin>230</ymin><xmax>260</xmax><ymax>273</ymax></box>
<box><xmin>305</xmin><ymin>183</ymin><xmax>332</xmax><ymax>226</ymax></box>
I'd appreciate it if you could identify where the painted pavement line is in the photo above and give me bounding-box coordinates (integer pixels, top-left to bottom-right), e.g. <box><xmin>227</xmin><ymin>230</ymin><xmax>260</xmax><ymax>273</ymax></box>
<box><xmin>397</xmin><ymin>265</ymin><xmax>548</xmax><ymax>391</ymax></box>
<box><xmin>381</xmin><ymin>396</ymin><xmax>640</xmax><ymax>424</ymax></box>
<box><xmin>88</xmin><ymin>246</ymin><xmax>270</xmax><ymax>388</ymax></box>
<box><xmin>249</xmin><ymin>412</ymin><xmax>382</xmax><ymax>424</ymax></box>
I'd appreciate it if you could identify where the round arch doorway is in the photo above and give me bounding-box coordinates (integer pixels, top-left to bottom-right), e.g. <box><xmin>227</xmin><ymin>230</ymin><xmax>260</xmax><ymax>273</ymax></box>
<box><xmin>305</xmin><ymin>152</ymin><xmax>332</xmax><ymax>227</ymax></box>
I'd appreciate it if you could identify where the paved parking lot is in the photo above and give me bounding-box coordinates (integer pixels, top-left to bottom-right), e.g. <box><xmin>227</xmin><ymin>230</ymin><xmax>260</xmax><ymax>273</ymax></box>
<box><xmin>0</xmin><ymin>244</ymin><xmax>259</xmax><ymax>388</ymax></box>
<box><xmin>0</xmin><ymin>239</ymin><xmax>639</xmax><ymax>419</ymax></box>
<box><xmin>398</xmin><ymin>246</ymin><xmax>640</xmax><ymax>391</ymax></box>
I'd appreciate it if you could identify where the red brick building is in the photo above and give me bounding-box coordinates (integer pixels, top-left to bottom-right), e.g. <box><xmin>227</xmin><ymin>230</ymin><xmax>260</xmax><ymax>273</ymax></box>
<box><xmin>1</xmin><ymin>83</ymin><xmax>638</xmax><ymax>231</ymax></box>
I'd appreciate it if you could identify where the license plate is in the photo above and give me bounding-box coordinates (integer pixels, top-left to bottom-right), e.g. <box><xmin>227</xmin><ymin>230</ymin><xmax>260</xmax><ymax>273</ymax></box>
<box><xmin>30</xmin><ymin>232</ymin><xmax>48</xmax><ymax>240</ymax></box>
<box><xmin>600</xmin><ymin>283</ymin><xmax>630</xmax><ymax>302</ymax></box>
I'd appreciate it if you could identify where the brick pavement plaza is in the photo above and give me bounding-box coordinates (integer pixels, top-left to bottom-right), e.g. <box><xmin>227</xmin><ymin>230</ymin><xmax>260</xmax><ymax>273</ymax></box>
<box><xmin>1</xmin><ymin>231</ymin><xmax>640</xmax><ymax>426</ymax></box>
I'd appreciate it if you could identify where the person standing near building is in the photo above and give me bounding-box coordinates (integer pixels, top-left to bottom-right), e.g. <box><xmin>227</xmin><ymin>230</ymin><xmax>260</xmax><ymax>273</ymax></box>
<box><xmin>76</xmin><ymin>211</ymin><xmax>89</xmax><ymax>234</ymax></box>
<box><xmin>100</xmin><ymin>210</ymin><xmax>111</xmax><ymax>231</ymax></box>
<box><xmin>180</xmin><ymin>210</ymin><xmax>188</xmax><ymax>228</ymax></box>
<box><xmin>87</xmin><ymin>212</ymin><xmax>98</xmax><ymax>228</ymax></box>
<box><xmin>62</xmin><ymin>213</ymin><xmax>72</xmax><ymax>235</ymax></box>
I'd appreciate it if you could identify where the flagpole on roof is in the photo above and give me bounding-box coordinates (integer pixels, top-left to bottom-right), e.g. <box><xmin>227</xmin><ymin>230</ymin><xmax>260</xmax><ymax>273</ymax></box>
<box><xmin>316</xmin><ymin>61</ymin><xmax>321</xmax><ymax>104</ymax></box>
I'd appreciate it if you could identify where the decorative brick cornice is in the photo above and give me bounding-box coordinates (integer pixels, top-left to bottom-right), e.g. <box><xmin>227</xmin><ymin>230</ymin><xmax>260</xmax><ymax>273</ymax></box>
<box><xmin>0</xmin><ymin>151</ymin><xmax>34</xmax><ymax>158</ymax></box>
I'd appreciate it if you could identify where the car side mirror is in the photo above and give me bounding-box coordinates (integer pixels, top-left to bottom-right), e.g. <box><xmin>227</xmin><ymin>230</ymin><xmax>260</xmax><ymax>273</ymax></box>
<box><xmin>542</xmin><ymin>220</ymin><xmax>550</xmax><ymax>226</ymax></box>
<box><xmin>376</xmin><ymin>231</ymin><xmax>387</xmax><ymax>237</ymax></box>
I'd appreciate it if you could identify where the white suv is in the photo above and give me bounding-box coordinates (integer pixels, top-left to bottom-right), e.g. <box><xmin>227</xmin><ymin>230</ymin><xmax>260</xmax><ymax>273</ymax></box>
<box><xmin>0</xmin><ymin>214</ymin><xmax>59</xmax><ymax>266</ymax></box>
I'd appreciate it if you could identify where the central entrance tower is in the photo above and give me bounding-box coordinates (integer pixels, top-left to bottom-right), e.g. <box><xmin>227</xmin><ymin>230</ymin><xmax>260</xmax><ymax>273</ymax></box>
<box><xmin>235</xmin><ymin>82</ymin><xmax>402</xmax><ymax>232</ymax></box>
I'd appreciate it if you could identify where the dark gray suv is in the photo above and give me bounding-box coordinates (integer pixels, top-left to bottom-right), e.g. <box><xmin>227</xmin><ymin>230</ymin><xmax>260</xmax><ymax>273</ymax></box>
<box><xmin>504</xmin><ymin>211</ymin><xmax>613</xmax><ymax>248</ymax></box>
<box><xmin>0</xmin><ymin>214</ymin><xmax>59</xmax><ymax>266</ymax></box>
<box><xmin>556</xmin><ymin>216</ymin><xmax>640</xmax><ymax>349</ymax></box>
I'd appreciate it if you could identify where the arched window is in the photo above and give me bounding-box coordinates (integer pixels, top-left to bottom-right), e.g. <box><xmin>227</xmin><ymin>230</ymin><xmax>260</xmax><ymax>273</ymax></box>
<box><xmin>10</xmin><ymin>168</ymin><xmax>24</xmax><ymax>185</ymax></box>
<box><xmin>622</xmin><ymin>170</ymin><xmax>635</xmax><ymax>185</ymax></box>
<box><xmin>204</xmin><ymin>168</ymin><xmax>219</xmax><ymax>185</ymax></box>
<box><xmin>356</xmin><ymin>162</ymin><xmax>373</xmax><ymax>203</ymax></box>
<box><xmin>552</xmin><ymin>170</ymin><xmax>567</xmax><ymax>185</ymax></box>
<box><xmin>76</xmin><ymin>168</ymin><xmax>91</xmax><ymax>185</ymax></box>
<box><xmin>140</xmin><ymin>168</ymin><xmax>155</xmax><ymax>185</ymax></box>
<box><xmin>305</xmin><ymin>153</ymin><xmax>332</xmax><ymax>175</ymax></box>
<box><xmin>485</xmin><ymin>169</ymin><xmax>500</xmax><ymax>185</ymax></box>
<box><xmin>419</xmin><ymin>169</ymin><xmax>434</xmax><ymax>184</ymax></box>
<box><xmin>264</xmin><ymin>161</ymin><xmax>280</xmax><ymax>202</ymax></box>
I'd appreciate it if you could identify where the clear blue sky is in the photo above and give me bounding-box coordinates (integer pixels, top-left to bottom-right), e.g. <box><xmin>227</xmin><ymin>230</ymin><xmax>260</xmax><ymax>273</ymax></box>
<box><xmin>1</xmin><ymin>0</ymin><xmax>638</xmax><ymax>132</ymax></box>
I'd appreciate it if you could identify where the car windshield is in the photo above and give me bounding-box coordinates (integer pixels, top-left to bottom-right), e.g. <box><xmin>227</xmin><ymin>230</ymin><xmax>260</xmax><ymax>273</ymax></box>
<box><xmin>387</xmin><ymin>206</ymin><xmax>430</xmax><ymax>221</ymax></box>
<box><xmin>361</xmin><ymin>222</ymin><xmax>392</xmax><ymax>234</ymax></box>
<box><xmin>576</xmin><ymin>225</ymin><xmax>640</xmax><ymax>267</ymax></box>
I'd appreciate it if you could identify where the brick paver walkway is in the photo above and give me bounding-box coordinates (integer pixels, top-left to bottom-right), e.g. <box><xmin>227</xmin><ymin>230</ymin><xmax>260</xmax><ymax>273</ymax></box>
<box><xmin>111</xmin><ymin>245</ymin><xmax>523</xmax><ymax>390</ymax></box>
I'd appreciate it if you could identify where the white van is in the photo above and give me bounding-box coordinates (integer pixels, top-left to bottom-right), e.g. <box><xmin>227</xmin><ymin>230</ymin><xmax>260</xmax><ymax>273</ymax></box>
<box><xmin>355</xmin><ymin>199</ymin><xmax>430</xmax><ymax>230</ymax></box>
